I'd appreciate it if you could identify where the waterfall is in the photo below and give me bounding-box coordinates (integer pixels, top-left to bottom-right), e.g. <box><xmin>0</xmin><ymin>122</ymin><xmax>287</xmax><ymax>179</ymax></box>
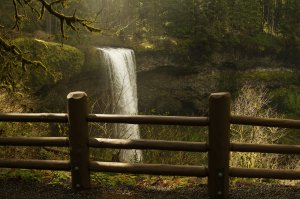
<box><xmin>97</xmin><ymin>47</ymin><xmax>142</xmax><ymax>162</ymax></box>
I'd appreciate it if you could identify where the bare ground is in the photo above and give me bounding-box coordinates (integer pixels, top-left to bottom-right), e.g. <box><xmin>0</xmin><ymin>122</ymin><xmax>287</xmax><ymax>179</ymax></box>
<box><xmin>0</xmin><ymin>178</ymin><xmax>299</xmax><ymax>199</ymax></box>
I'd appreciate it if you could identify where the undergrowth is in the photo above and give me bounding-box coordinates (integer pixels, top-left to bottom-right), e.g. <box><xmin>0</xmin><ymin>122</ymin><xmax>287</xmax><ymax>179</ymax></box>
<box><xmin>0</xmin><ymin>168</ymin><xmax>206</xmax><ymax>189</ymax></box>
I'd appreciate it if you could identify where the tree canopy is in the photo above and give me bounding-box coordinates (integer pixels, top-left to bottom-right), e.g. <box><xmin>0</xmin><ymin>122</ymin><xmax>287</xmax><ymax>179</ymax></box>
<box><xmin>1</xmin><ymin>0</ymin><xmax>299</xmax><ymax>91</ymax></box>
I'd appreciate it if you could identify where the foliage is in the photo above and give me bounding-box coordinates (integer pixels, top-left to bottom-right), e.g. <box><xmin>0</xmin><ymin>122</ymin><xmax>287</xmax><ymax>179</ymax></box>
<box><xmin>12</xmin><ymin>37</ymin><xmax>84</xmax><ymax>91</ymax></box>
<box><xmin>1</xmin><ymin>0</ymin><xmax>299</xmax><ymax>92</ymax></box>
<box><xmin>230</xmin><ymin>85</ymin><xmax>299</xmax><ymax>180</ymax></box>
<box><xmin>47</xmin><ymin>171</ymin><xmax>71</xmax><ymax>186</ymax></box>
<box><xmin>0</xmin><ymin>169</ymin><xmax>43</xmax><ymax>182</ymax></box>
<box><xmin>147</xmin><ymin>0</ymin><xmax>298</xmax><ymax>64</ymax></box>
<box><xmin>0</xmin><ymin>37</ymin><xmax>85</xmax><ymax>116</ymax></box>
<box><xmin>271</xmin><ymin>86</ymin><xmax>300</xmax><ymax>117</ymax></box>
<box><xmin>238</xmin><ymin>68</ymin><xmax>300</xmax><ymax>117</ymax></box>
<box><xmin>0</xmin><ymin>87</ymin><xmax>68</xmax><ymax>163</ymax></box>
<box><xmin>0</xmin><ymin>0</ymin><xmax>100</xmax><ymax>92</ymax></box>
<box><xmin>139</xmin><ymin>123</ymin><xmax>207</xmax><ymax>166</ymax></box>
<box><xmin>0</xmin><ymin>168</ymin><xmax>205</xmax><ymax>190</ymax></box>
<box><xmin>0</xmin><ymin>36</ymin><xmax>46</xmax><ymax>91</ymax></box>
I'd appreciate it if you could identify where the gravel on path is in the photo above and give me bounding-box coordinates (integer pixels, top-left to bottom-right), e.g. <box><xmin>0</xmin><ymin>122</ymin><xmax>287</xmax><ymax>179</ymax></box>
<box><xmin>0</xmin><ymin>179</ymin><xmax>299</xmax><ymax>199</ymax></box>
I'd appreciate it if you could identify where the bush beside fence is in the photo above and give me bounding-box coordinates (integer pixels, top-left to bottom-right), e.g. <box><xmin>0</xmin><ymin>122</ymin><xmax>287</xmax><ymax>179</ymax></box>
<box><xmin>0</xmin><ymin>91</ymin><xmax>299</xmax><ymax>199</ymax></box>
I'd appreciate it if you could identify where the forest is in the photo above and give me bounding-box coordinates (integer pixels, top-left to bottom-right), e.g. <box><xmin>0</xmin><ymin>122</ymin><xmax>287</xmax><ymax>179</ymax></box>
<box><xmin>0</xmin><ymin>0</ymin><xmax>299</xmax><ymax>113</ymax></box>
<box><xmin>0</xmin><ymin>0</ymin><xmax>299</xmax><ymax>193</ymax></box>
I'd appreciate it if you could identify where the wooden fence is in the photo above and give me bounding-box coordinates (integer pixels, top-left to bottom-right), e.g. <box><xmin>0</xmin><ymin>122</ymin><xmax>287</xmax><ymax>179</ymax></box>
<box><xmin>0</xmin><ymin>91</ymin><xmax>299</xmax><ymax>199</ymax></box>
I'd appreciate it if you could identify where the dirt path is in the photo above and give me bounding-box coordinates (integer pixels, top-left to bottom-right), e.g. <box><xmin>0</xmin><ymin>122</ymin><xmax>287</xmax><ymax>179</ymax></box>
<box><xmin>0</xmin><ymin>178</ymin><xmax>299</xmax><ymax>199</ymax></box>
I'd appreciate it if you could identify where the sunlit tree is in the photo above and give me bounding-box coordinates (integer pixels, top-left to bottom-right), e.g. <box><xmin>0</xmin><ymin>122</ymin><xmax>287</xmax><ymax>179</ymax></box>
<box><xmin>230</xmin><ymin>85</ymin><xmax>299</xmax><ymax>178</ymax></box>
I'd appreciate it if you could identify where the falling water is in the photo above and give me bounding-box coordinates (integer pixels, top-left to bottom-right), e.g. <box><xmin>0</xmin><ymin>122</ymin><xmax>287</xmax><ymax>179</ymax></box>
<box><xmin>98</xmin><ymin>47</ymin><xmax>142</xmax><ymax>162</ymax></box>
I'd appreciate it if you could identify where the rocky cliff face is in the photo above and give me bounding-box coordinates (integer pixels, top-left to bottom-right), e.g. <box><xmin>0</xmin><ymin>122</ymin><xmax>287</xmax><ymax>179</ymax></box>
<box><xmin>137</xmin><ymin>66</ymin><xmax>219</xmax><ymax>115</ymax></box>
<box><xmin>18</xmin><ymin>41</ymin><xmax>300</xmax><ymax>118</ymax></box>
<box><xmin>137</xmin><ymin>64</ymin><xmax>300</xmax><ymax>117</ymax></box>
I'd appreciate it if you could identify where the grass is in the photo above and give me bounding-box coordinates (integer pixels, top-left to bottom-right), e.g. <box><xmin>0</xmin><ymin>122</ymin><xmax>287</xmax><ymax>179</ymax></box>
<box><xmin>139</xmin><ymin>124</ymin><xmax>208</xmax><ymax>166</ymax></box>
<box><xmin>0</xmin><ymin>168</ymin><xmax>206</xmax><ymax>190</ymax></box>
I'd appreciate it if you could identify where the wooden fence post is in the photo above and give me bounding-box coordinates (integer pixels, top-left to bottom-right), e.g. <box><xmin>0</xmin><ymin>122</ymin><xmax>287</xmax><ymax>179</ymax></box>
<box><xmin>208</xmin><ymin>92</ymin><xmax>231</xmax><ymax>199</ymax></box>
<box><xmin>67</xmin><ymin>91</ymin><xmax>90</xmax><ymax>190</ymax></box>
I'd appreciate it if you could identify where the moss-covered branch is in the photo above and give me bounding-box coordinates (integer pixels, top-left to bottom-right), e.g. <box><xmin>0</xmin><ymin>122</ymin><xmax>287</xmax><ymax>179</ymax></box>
<box><xmin>0</xmin><ymin>0</ymin><xmax>102</xmax><ymax>91</ymax></box>
<box><xmin>0</xmin><ymin>36</ymin><xmax>46</xmax><ymax>70</ymax></box>
<box><xmin>6</xmin><ymin>0</ymin><xmax>101</xmax><ymax>66</ymax></box>
<box><xmin>37</xmin><ymin>0</ymin><xmax>101</xmax><ymax>38</ymax></box>
<box><xmin>11</xmin><ymin>0</ymin><xmax>101</xmax><ymax>37</ymax></box>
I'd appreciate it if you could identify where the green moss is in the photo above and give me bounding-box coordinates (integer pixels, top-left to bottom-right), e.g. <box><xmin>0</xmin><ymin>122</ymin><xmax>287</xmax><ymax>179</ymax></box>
<box><xmin>271</xmin><ymin>86</ymin><xmax>300</xmax><ymax>116</ymax></box>
<box><xmin>0</xmin><ymin>169</ymin><xmax>43</xmax><ymax>182</ymax></box>
<box><xmin>12</xmin><ymin>37</ymin><xmax>84</xmax><ymax>91</ymax></box>
<box><xmin>81</xmin><ymin>47</ymin><xmax>102</xmax><ymax>72</ymax></box>
<box><xmin>241</xmin><ymin>69</ymin><xmax>300</xmax><ymax>85</ymax></box>
<box><xmin>237</xmin><ymin>69</ymin><xmax>300</xmax><ymax>117</ymax></box>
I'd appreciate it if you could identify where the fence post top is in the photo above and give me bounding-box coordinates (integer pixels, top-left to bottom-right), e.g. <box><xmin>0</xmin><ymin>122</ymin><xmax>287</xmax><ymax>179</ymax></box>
<box><xmin>209</xmin><ymin>92</ymin><xmax>231</xmax><ymax>99</ymax></box>
<box><xmin>67</xmin><ymin>91</ymin><xmax>87</xmax><ymax>100</ymax></box>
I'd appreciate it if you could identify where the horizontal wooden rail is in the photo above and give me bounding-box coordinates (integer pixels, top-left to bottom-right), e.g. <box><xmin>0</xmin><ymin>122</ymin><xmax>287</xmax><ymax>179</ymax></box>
<box><xmin>90</xmin><ymin>161</ymin><xmax>208</xmax><ymax>177</ymax></box>
<box><xmin>230</xmin><ymin>167</ymin><xmax>300</xmax><ymax>179</ymax></box>
<box><xmin>230</xmin><ymin>143</ymin><xmax>300</xmax><ymax>154</ymax></box>
<box><xmin>0</xmin><ymin>159</ymin><xmax>70</xmax><ymax>171</ymax></box>
<box><xmin>1</xmin><ymin>91</ymin><xmax>300</xmax><ymax>198</ymax></box>
<box><xmin>0</xmin><ymin>113</ymin><xmax>68</xmax><ymax>123</ymax></box>
<box><xmin>0</xmin><ymin>137</ymin><xmax>69</xmax><ymax>147</ymax></box>
<box><xmin>231</xmin><ymin>115</ymin><xmax>300</xmax><ymax>129</ymax></box>
<box><xmin>88</xmin><ymin>114</ymin><xmax>209</xmax><ymax>126</ymax></box>
<box><xmin>89</xmin><ymin>138</ymin><xmax>208</xmax><ymax>152</ymax></box>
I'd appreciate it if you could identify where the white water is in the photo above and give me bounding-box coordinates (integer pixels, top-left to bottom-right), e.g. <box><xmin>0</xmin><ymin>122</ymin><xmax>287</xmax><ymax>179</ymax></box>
<box><xmin>98</xmin><ymin>47</ymin><xmax>142</xmax><ymax>162</ymax></box>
